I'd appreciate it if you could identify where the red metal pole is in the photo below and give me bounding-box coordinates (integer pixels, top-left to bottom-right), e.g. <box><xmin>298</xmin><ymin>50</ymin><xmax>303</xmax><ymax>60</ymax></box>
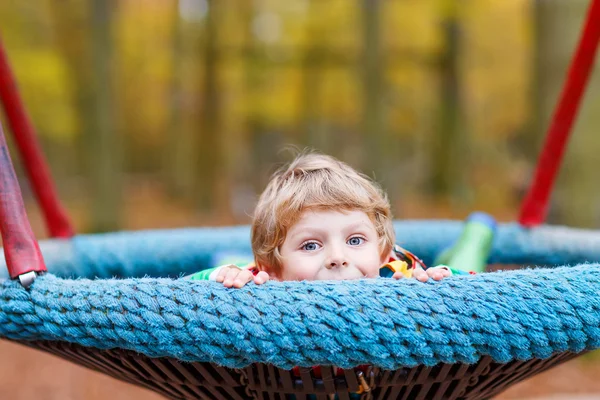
<box><xmin>0</xmin><ymin>39</ymin><xmax>74</xmax><ymax>238</ymax></box>
<box><xmin>0</xmin><ymin>121</ymin><xmax>47</xmax><ymax>279</ymax></box>
<box><xmin>519</xmin><ymin>0</ymin><xmax>600</xmax><ymax>227</ymax></box>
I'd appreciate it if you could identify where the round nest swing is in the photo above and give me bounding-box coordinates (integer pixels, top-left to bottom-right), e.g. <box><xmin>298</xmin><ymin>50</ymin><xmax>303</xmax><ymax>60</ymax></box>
<box><xmin>1</xmin><ymin>2</ymin><xmax>600</xmax><ymax>399</ymax></box>
<box><xmin>4</xmin><ymin>222</ymin><xmax>600</xmax><ymax>400</ymax></box>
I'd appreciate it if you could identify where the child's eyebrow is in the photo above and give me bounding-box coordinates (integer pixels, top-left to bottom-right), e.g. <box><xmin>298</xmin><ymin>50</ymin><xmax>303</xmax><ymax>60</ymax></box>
<box><xmin>288</xmin><ymin>226</ymin><xmax>326</xmax><ymax>239</ymax></box>
<box><xmin>343</xmin><ymin>222</ymin><xmax>372</xmax><ymax>232</ymax></box>
<box><xmin>288</xmin><ymin>221</ymin><xmax>372</xmax><ymax>240</ymax></box>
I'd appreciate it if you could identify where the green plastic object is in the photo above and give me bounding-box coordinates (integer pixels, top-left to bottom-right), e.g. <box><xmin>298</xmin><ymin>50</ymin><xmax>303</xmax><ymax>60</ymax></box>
<box><xmin>433</xmin><ymin>212</ymin><xmax>497</xmax><ymax>274</ymax></box>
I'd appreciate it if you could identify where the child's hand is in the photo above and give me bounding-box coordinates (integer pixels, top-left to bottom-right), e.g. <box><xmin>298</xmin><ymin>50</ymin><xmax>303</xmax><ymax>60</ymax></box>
<box><xmin>215</xmin><ymin>265</ymin><xmax>270</xmax><ymax>288</ymax></box>
<box><xmin>393</xmin><ymin>265</ymin><xmax>451</xmax><ymax>282</ymax></box>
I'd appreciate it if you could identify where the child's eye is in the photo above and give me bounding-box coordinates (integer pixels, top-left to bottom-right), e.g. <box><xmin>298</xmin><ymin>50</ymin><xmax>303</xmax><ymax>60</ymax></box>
<box><xmin>302</xmin><ymin>241</ymin><xmax>321</xmax><ymax>251</ymax></box>
<box><xmin>347</xmin><ymin>237</ymin><xmax>365</xmax><ymax>246</ymax></box>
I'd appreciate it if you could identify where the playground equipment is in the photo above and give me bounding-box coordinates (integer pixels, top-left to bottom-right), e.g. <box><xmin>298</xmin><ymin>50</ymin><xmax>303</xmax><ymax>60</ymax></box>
<box><xmin>0</xmin><ymin>1</ymin><xmax>599</xmax><ymax>399</ymax></box>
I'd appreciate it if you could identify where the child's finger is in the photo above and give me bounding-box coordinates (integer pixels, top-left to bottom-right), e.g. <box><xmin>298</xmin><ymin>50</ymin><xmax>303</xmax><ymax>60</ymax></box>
<box><xmin>215</xmin><ymin>268</ymin><xmax>229</xmax><ymax>283</ymax></box>
<box><xmin>232</xmin><ymin>270</ymin><xmax>253</xmax><ymax>288</ymax></box>
<box><xmin>254</xmin><ymin>271</ymin><xmax>270</xmax><ymax>285</ymax></box>
<box><xmin>429</xmin><ymin>270</ymin><xmax>443</xmax><ymax>281</ymax></box>
<box><xmin>216</xmin><ymin>264</ymin><xmax>237</xmax><ymax>283</ymax></box>
<box><xmin>223</xmin><ymin>268</ymin><xmax>241</xmax><ymax>287</ymax></box>
<box><xmin>392</xmin><ymin>271</ymin><xmax>405</xmax><ymax>280</ymax></box>
<box><xmin>427</xmin><ymin>268</ymin><xmax>451</xmax><ymax>281</ymax></box>
<box><xmin>413</xmin><ymin>268</ymin><xmax>429</xmax><ymax>282</ymax></box>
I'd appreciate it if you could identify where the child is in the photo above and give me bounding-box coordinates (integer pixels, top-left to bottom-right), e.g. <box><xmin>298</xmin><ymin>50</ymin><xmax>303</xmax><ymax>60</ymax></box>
<box><xmin>189</xmin><ymin>152</ymin><xmax>451</xmax><ymax>287</ymax></box>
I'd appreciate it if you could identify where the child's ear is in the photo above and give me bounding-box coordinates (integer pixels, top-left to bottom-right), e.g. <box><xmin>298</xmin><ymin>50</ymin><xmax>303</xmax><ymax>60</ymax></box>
<box><xmin>381</xmin><ymin>248</ymin><xmax>395</xmax><ymax>264</ymax></box>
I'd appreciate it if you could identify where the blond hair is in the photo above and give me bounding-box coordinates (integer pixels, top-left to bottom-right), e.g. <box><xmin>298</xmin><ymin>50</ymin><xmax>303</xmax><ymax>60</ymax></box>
<box><xmin>251</xmin><ymin>152</ymin><xmax>395</xmax><ymax>275</ymax></box>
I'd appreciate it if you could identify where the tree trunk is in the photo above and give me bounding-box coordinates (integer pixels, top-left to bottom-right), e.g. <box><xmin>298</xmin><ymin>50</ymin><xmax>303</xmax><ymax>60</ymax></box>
<box><xmin>298</xmin><ymin>1</ymin><xmax>327</xmax><ymax>152</ymax></box>
<box><xmin>50</xmin><ymin>0</ymin><xmax>120</xmax><ymax>232</ymax></box>
<box><xmin>194</xmin><ymin>0</ymin><xmax>222</xmax><ymax>212</ymax></box>
<box><xmin>88</xmin><ymin>0</ymin><xmax>120</xmax><ymax>232</ymax></box>
<box><xmin>165</xmin><ymin>3</ymin><xmax>196</xmax><ymax>199</ymax></box>
<box><xmin>362</xmin><ymin>0</ymin><xmax>397</xmax><ymax>191</ymax></box>
<box><xmin>361</xmin><ymin>0</ymin><xmax>388</xmax><ymax>180</ymax></box>
<box><xmin>428</xmin><ymin>0</ymin><xmax>467</xmax><ymax>204</ymax></box>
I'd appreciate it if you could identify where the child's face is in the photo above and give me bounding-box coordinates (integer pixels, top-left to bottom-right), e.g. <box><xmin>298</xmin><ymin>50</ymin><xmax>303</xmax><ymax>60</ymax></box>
<box><xmin>276</xmin><ymin>209</ymin><xmax>390</xmax><ymax>281</ymax></box>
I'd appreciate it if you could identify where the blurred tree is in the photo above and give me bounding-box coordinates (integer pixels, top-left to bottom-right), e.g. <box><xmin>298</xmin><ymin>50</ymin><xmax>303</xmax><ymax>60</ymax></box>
<box><xmin>0</xmin><ymin>0</ymin><xmax>543</xmax><ymax>226</ymax></box>
<box><xmin>535</xmin><ymin>0</ymin><xmax>600</xmax><ymax>227</ymax></box>
<box><xmin>89</xmin><ymin>0</ymin><xmax>121</xmax><ymax>232</ymax></box>
<box><xmin>50</xmin><ymin>0</ymin><xmax>121</xmax><ymax>232</ymax></box>
<box><xmin>428</xmin><ymin>0</ymin><xmax>467</xmax><ymax>203</ymax></box>
<box><xmin>0</xmin><ymin>3</ymin><xmax>77</xmax><ymax>198</ymax></box>
<box><xmin>460</xmin><ymin>0</ymin><xmax>530</xmax><ymax>213</ymax></box>
<box><xmin>112</xmin><ymin>0</ymin><xmax>174</xmax><ymax>174</ymax></box>
<box><xmin>298</xmin><ymin>0</ymin><xmax>326</xmax><ymax>151</ymax></box>
<box><xmin>194</xmin><ymin>0</ymin><xmax>223</xmax><ymax>212</ymax></box>
<box><xmin>361</xmin><ymin>0</ymin><xmax>388</xmax><ymax>181</ymax></box>
<box><xmin>165</xmin><ymin>1</ymin><xmax>197</xmax><ymax>199</ymax></box>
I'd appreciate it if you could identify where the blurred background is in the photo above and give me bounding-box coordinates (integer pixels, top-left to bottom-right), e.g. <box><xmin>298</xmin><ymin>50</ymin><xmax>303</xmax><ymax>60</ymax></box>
<box><xmin>0</xmin><ymin>0</ymin><xmax>599</xmax><ymax>399</ymax></box>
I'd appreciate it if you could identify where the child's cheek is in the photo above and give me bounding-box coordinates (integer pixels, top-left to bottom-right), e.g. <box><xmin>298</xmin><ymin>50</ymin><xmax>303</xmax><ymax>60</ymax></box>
<box><xmin>365</xmin><ymin>252</ymin><xmax>386</xmax><ymax>277</ymax></box>
<box><xmin>286</xmin><ymin>265</ymin><xmax>316</xmax><ymax>281</ymax></box>
<box><xmin>280</xmin><ymin>257</ymin><xmax>313</xmax><ymax>281</ymax></box>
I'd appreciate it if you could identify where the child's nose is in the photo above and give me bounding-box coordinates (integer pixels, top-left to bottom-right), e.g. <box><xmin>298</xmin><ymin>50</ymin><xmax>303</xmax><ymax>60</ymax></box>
<box><xmin>328</xmin><ymin>259</ymin><xmax>348</xmax><ymax>268</ymax></box>
<box><xmin>326</xmin><ymin>248</ymin><xmax>348</xmax><ymax>268</ymax></box>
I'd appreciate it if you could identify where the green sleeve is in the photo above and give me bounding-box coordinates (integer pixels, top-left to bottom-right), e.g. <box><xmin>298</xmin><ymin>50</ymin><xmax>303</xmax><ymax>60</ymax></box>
<box><xmin>187</xmin><ymin>266</ymin><xmax>222</xmax><ymax>281</ymax></box>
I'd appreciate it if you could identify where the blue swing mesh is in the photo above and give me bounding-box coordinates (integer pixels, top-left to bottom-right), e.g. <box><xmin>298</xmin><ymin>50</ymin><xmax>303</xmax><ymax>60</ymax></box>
<box><xmin>1</xmin><ymin>220</ymin><xmax>599</xmax><ymax>371</ymax></box>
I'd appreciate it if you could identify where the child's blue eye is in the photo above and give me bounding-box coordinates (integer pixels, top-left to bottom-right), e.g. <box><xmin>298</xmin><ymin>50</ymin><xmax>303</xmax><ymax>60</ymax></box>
<box><xmin>302</xmin><ymin>242</ymin><xmax>320</xmax><ymax>251</ymax></box>
<box><xmin>347</xmin><ymin>237</ymin><xmax>364</xmax><ymax>246</ymax></box>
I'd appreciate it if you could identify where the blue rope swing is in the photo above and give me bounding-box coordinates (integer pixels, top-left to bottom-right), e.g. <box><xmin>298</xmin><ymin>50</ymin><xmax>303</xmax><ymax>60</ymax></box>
<box><xmin>0</xmin><ymin>2</ymin><xmax>598</xmax><ymax>396</ymax></box>
<box><xmin>1</xmin><ymin>221</ymin><xmax>599</xmax><ymax>370</ymax></box>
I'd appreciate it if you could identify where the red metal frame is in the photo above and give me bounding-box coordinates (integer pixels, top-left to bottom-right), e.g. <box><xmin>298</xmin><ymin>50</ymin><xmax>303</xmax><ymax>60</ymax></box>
<box><xmin>0</xmin><ymin>39</ymin><xmax>74</xmax><ymax>238</ymax></box>
<box><xmin>0</xmin><ymin>122</ymin><xmax>47</xmax><ymax>278</ymax></box>
<box><xmin>519</xmin><ymin>0</ymin><xmax>600</xmax><ymax>227</ymax></box>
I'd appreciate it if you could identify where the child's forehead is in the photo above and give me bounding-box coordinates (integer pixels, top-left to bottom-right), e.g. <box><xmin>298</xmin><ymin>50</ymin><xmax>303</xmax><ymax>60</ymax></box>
<box><xmin>290</xmin><ymin>209</ymin><xmax>374</xmax><ymax>229</ymax></box>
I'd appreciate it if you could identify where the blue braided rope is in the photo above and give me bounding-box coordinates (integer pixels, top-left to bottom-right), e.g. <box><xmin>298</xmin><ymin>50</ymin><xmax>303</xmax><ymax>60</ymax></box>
<box><xmin>0</xmin><ymin>220</ymin><xmax>599</xmax><ymax>369</ymax></box>
<box><xmin>1</xmin><ymin>265</ymin><xmax>599</xmax><ymax>369</ymax></box>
